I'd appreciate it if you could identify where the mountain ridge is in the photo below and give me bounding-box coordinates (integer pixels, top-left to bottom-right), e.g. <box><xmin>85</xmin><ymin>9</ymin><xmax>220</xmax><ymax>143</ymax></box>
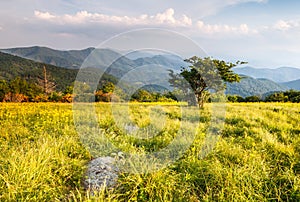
<box><xmin>281</xmin><ymin>79</ymin><xmax>300</xmax><ymax>90</ymax></box>
<box><xmin>1</xmin><ymin>46</ymin><xmax>95</xmax><ymax>69</ymax></box>
<box><xmin>225</xmin><ymin>75</ymin><xmax>289</xmax><ymax>97</ymax></box>
<box><xmin>1</xmin><ymin>46</ymin><xmax>299</xmax><ymax>97</ymax></box>
<box><xmin>233</xmin><ymin>66</ymin><xmax>300</xmax><ymax>83</ymax></box>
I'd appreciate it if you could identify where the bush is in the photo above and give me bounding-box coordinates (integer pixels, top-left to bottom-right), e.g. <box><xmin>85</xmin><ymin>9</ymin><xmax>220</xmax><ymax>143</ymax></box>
<box><xmin>265</xmin><ymin>93</ymin><xmax>287</xmax><ymax>102</ymax></box>
<box><xmin>227</xmin><ymin>95</ymin><xmax>245</xmax><ymax>102</ymax></box>
<box><xmin>245</xmin><ymin>95</ymin><xmax>261</xmax><ymax>102</ymax></box>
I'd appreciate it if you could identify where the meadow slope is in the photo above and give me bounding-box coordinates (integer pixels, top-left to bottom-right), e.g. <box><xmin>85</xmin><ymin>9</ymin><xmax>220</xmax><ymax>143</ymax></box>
<box><xmin>0</xmin><ymin>103</ymin><xmax>299</xmax><ymax>201</ymax></box>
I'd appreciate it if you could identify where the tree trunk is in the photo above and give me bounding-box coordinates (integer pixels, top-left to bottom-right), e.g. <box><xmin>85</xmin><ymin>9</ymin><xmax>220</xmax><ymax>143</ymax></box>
<box><xmin>196</xmin><ymin>92</ymin><xmax>205</xmax><ymax>109</ymax></box>
<box><xmin>198</xmin><ymin>97</ymin><xmax>204</xmax><ymax>108</ymax></box>
<box><xmin>43</xmin><ymin>66</ymin><xmax>48</xmax><ymax>95</ymax></box>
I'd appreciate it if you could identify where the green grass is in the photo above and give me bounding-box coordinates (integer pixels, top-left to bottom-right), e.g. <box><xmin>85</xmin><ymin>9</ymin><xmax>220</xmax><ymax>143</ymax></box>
<box><xmin>0</xmin><ymin>103</ymin><xmax>300</xmax><ymax>201</ymax></box>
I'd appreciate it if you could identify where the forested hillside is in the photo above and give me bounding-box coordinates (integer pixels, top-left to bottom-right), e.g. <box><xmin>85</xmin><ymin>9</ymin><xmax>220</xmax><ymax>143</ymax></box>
<box><xmin>0</xmin><ymin>52</ymin><xmax>77</xmax><ymax>91</ymax></box>
<box><xmin>226</xmin><ymin>76</ymin><xmax>289</xmax><ymax>97</ymax></box>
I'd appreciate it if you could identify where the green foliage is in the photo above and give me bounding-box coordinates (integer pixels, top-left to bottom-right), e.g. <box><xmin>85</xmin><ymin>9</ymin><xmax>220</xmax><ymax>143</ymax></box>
<box><xmin>265</xmin><ymin>92</ymin><xmax>288</xmax><ymax>102</ymax></box>
<box><xmin>74</xmin><ymin>81</ymin><xmax>91</xmax><ymax>94</ymax></box>
<box><xmin>227</xmin><ymin>95</ymin><xmax>245</xmax><ymax>102</ymax></box>
<box><xmin>227</xmin><ymin>90</ymin><xmax>300</xmax><ymax>103</ymax></box>
<box><xmin>130</xmin><ymin>89</ymin><xmax>177</xmax><ymax>103</ymax></box>
<box><xmin>131</xmin><ymin>89</ymin><xmax>153</xmax><ymax>102</ymax></box>
<box><xmin>0</xmin><ymin>78</ymin><xmax>43</xmax><ymax>102</ymax></box>
<box><xmin>48</xmin><ymin>92</ymin><xmax>63</xmax><ymax>102</ymax></box>
<box><xmin>283</xmin><ymin>90</ymin><xmax>300</xmax><ymax>103</ymax></box>
<box><xmin>245</xmin><ymin>95</ymin><xmax>261</xmax><ymax>102</ymax></box>
<box><xmin>63</xmin><ymin>85</ymin><xmax>74</xmax><ymax>95</ymax></box>
<box><xmin>0</xmin><ymin>80</ymin><xmax>9</xmax><ymax>101</ymax></box>
<box><xmin>101</xmin><ymin>81</ymin><xmax>115</xmax><ymax>93</ymax></box>
<box><xmin>169</xmin><ymin>56</ymin><xmax>242</xmax><ymax>108</ymax></box>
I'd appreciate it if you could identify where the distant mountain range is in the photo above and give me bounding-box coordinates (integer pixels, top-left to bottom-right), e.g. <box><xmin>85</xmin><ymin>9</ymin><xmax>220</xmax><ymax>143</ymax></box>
<box><xmin>282</xmin><ymin>79</ymin><xmax>300</xmax><ymax>90</ymax></box>
<box><xmin>1</xmin><ymin>46</ymin><xmax>186</xmax><ymax>72</ymax></box>
<box><xmin>1</xmin><ymin>46</ymin><xmax>300</xmax><ymax>97</ymax></box>
<box><xmin>233</xmin><ymin>66</ymin><xmax>300</xmax><ymax>83</ymax></box>
<box><xmin>0</xmin><ymin>46</ymin><xmax>187</xmax><ymax>91</ymax></box>
<box><xmin>226</xmin><ymin>76</ymin><xmax>289</xmax><ymax>97</ymax></box>
<box><xmin>1</xmin><ymin>46</ymin><xmax>95</xmax><ymax>69</ymax></box>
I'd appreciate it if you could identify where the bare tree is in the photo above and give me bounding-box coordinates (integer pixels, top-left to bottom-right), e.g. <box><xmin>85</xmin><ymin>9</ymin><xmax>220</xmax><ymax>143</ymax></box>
<box><xmin>38</xmin><ymin>66</ymin><xmax>56</xmax><ymax>95</ymax></box>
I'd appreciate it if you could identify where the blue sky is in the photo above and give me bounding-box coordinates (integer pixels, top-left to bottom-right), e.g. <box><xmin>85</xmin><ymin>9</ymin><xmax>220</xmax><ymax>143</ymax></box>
<box><xmin>0</xmin><ymin>0</ymin><xmax>300</xmax><ymax>68</ymax></box>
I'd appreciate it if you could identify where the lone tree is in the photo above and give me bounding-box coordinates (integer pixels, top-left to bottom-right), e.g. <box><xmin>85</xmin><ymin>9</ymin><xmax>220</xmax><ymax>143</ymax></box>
<box><xmin>38</xmin><ymin>66</ymin><xmax>56</xmax><ymax>95</ymax></box>
<box><xmin>169</xmin><ymin>56</ymin><xmax>244</xmax><ymax>108</ymax></box>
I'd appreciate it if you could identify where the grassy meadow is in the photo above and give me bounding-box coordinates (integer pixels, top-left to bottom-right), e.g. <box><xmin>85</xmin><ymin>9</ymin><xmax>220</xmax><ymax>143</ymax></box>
<box><xmin>0</xmin><ymin>102</ymin><xmax>300</xmax><ymax>201</ymax></box>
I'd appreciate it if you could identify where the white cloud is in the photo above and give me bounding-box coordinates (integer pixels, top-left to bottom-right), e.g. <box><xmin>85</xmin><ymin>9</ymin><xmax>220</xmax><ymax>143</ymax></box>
<box><xmin>274</xmin><ymin>20</ymin><xmax>291</xmax><ymax>31</ymax></box>
<box><xmin>182</xmin><ymin>15</ymin><xmax>192</xmax><ymax>26</ymax></box>
<box><xmin>273</xmin><ymin>20</ymin><xmax>299</xmax><ymax>31</ymax></box>
<box><xmin>197</xmin><ymin>20</ymin><xmax>256</xmax><ymax>35</ymax></box>
<box><xmin>34</xmin><ymin>11</ymin><xmax>56</xmax><ymax>20</ymax></box>
<box><xmin>34</xmin><ymin>8</ymin><xmax>259</xmax><ymax>36</ymax></box>
<box><xmin>34</xmin><ymin>8</ymin><xmax>192</xmax><ymax>27</ymax></box>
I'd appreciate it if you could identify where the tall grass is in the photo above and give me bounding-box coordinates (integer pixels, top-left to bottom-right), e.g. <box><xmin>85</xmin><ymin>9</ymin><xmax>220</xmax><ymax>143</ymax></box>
<box><xmin>0</xmin><ymin>103</ymin><xmax>299</xmax><ymax>201</ymax></box>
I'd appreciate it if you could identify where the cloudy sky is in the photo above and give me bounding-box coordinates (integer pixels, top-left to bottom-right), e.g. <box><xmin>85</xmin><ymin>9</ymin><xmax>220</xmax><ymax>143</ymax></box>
<box><xmin>0</xmin><ymin>0</ymin><xmax>300</xmax><ymax>68</ymax></box>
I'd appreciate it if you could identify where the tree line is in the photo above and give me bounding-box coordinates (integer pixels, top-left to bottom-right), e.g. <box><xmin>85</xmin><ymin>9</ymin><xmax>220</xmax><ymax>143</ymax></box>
<box><xmin>0</xmin><ymin>77</ymin><xmax>72</xmax><ymax>102</ymax></box>
<box><xmin>227</xmin><ymin>91</ymin><xmax>300</xmax><ymax>103</ymax></box>
<box><xmin>2</xmin><ymin>76</ymin><xmax>300</xmax><ymax>104</ymax></box>
<box><xmin>0</xmin><ymin>77</ymin><xmax>178</xmax><ymax>103</ymax></box>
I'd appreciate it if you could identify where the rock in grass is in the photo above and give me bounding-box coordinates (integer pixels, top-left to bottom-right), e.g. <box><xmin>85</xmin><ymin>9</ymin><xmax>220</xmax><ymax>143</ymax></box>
<box><xmin>83</xmin><ymin>157</ymin><xmax>119</xmax><ymax>190</ymax></box>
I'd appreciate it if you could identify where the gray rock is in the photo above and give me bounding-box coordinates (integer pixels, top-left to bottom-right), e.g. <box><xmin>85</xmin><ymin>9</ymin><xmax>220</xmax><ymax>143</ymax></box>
<box><xmin>83</xmin><ymin>156</ymin><xmax>119</xmax><ymax>190</ymax></box>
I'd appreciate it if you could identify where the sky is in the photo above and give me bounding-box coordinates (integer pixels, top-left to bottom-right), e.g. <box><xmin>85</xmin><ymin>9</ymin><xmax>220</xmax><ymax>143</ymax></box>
<box><xmin>0</xmin><ymin>0</ymin><xmax>300</xmax><ymax>68</ymax></box>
